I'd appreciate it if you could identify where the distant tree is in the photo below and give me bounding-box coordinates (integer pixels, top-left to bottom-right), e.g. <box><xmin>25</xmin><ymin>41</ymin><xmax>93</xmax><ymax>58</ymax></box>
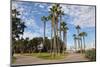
<box><xmin>76</xmin><ymin>25</ymin><xmax>81</xmax><ymax>50</ymax></box>
<box><xmin>12</xmin><ymin>8</ymin><xmax>26</xmax><ymax>56</ymax></box>
<box><xmin>73</xmin><ymin>34</ymin><xmax>77</xmax><ymax>51</ymax></box>
<box><xmin>79</xmin><ymin>32</ymin><xmax>87</xmax><ymax>51</ymax></box>
<box><xmin>79</xmin><ymin>33</ymin><xmax>83</xmax><ymax>53</ymax></box>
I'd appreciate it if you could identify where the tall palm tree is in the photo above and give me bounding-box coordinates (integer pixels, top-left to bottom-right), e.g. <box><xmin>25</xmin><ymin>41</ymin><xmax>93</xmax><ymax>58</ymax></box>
<box><xmin>61</xmin><ymin>21</ymin><xmax>68</xmax><ymax>54</ymax></box>
<box><xmin>54</xmin><ymin>4</ymin><xmax>59</xmax><ymax>55</ymax></box>
<box><xmin>58</xmin><ymin>8</ymin><xmax>65</xmax><ymax>55</ymax></box>
<box><xmin>48</xmin><ymin>4</ymin><xmax>65</xmax><ymax>56</ymax></box>
<box><xmin>54</xmin><ymin>4</ymin><xmax>63</xmax><ymax>55</ymax></box>
<box><xmin>41</xmin><ymin>16</ymin><xmax>48</xmax><ymax>48</ymax></box>
<box><xmin>47</xmin><ymin>14</ymin><xmax>53</xmax><ymax>55</ymax></box>
<box><xmin>79</xmin><ymin>33</ymin><xmax>83</xmax><ymax>53</ymax></box>
<box><xmin>73</xmin><ymin>34</ymin><xmax>77</xmax><ymax>51</ymax></box>
<box><xmin>59</xmin><ymin>9</ymin><xmax>64</xmax><ymax>50</ymax></box>
<box><xmin>64</xmin><ymin>26</ymin><xmax>68</xmax><ymax>51</ymax></box>
<box><xmin>81</xmin><ymin>32</ymin><xmax>87</xmax><ymax>51</ymax></box>
<box><xmin>76</xmin><ymin>25</ymin><xmax>81</xmax><ymax>50</ymax></box>
<box><xmin>59</xmin><ymin>10</ymin><xmax>64</xmax><ymax>38</ymax></box>
<box><xmin>49</xmin><ymin>4</ymin><xmax>57</xmax><ymax>57</ymax></box>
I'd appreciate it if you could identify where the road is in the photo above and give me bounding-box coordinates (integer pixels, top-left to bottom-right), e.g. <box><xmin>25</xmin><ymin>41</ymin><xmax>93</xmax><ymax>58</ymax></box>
<box><xmin>12</xmin><ymin>53</ymin><xmax>89</xmax><ymax>65</ymax></box>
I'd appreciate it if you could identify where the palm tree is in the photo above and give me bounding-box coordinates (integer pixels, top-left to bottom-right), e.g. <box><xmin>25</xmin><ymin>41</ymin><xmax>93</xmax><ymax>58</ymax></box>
<box><xmin>58</xmin><ymin>7</ymin><xmax>65</xmax><ymax>55</ymax></box>
<box><xmin>64</xmin><ymin>26</ymin><xmax>68</xmax><ymax>51</ymax></box>
<box><xmin>45</xmin><ymin>4</ymin><xmax>65</xmax><ymax>56</ymax></box>
<box><xmin>76</xmin><ymin>25</ymin><xmax>81</xmax><ymax>50</ymax></box>
<box><xmin>49</xmin><ymin>4</ymin><xmax>57</xmax><ymax>57</ymax></box>
<box><xmin>54</xmin><ymin>4</ymin><xmax>63</xmax><ymax>55</ymax></box>
<box><xmin>79</xmin><ymin>33</ymin><xmax>83</xmax><ymax>53</ymax></box>
<box><xmin>57</xmin><ymin>8</ymin><xmax>64</xmax><ymax>54</ymax></box>
<box><xmin>61</xmin><ymin>21</ymin><xmax>68</xmax><ymax>54</ymax></box>
<box><xmin>41</xmin><ymin>16</ymin><xmax>48</xmax><ymax>49</ymax></box>
<box><xmin>73</xmin><ymin>34</ymin><xmax>77</xmax><ymax>51</ymax></box>
<box><xmin>47</xmin><ymin>14</ymin><xmax>53</xmax><ymax>55</ymax></box>
<box><xmin>81</xmin><ymin>32</ymin><xmax>87</xmax><ymax>51</ymax></box>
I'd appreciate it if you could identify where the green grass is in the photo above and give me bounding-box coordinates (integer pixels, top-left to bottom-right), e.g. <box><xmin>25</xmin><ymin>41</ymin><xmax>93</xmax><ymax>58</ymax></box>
<box><xmin>31</xmin><ymin>52</ymin><xmax>66</xmax><ymax>60</ymax></box>
<box><xmin>14</xmin><ymin>52</ymin><xmax>67</xmax><ymax>60</ymax></box>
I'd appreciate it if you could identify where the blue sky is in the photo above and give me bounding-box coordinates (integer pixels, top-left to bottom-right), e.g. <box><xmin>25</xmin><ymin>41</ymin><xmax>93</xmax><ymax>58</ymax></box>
<box><xmin>12</xmin><ymin>1</ymin><xmax>96</xmax><ymax>49</ymax></box>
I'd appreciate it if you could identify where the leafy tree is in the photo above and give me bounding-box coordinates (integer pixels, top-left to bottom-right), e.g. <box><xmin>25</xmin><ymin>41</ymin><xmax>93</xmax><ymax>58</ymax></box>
<box><xmin>12</xmin><ymin>8</ymin><xmax>26</xmax><ymax>56</ymax></box>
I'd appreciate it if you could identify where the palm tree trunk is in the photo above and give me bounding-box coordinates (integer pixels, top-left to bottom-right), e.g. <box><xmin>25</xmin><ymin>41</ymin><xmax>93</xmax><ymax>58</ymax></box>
<box><xmin>77</xmin><ymin>29</ymin><xmax>80</xmax><ymax>50</ymax></box>
<box><xmin>63</xmin><ymin>31</ymin><xmax>65</xmax><ymax>55</ymax></box>
<box><xmin>59</xmin><ymin>15</ymin><xmax>62</xmax><ymax>54</ymax></box>
<box><xmin>74</xmin><ymin>39</ymin><xmax>77</xmax><ymax>52</ymax></box>
<box><xmin>54</xmin><ymin>25</ymin><xmax>57</xmax><ymax>57</ymax></box>
<box><xmin>65</xmin><ymin>31</ymin><xmax>67</xmax><ymax>51</ymax></box>
<box><xmin>83</xmin><ymin>36</ymin><xmax>86</xmax><ymax>52</ymax></box>
<box><xmin>50</xmin><ymin>24</ymin><xmax>53</xmax><ymax>55</ymax></box>
<box><xmin>80</xmin><ymin>38</ymin><xmax>83</xmax><ymax>53</ymax></box>
<box><xmin>56</xmin><ymin>18</ymin><xmax>60</xmax><ymax>55</ymax></box>
<box><xmin>52</xmin><ymin>15</ymin><xmax>56</xmax><ymax>57</ymax></box>
<box><xmin>43</xmin><ymin>22</ymin><xmax>46</xmax><ymax>49</ymax></box>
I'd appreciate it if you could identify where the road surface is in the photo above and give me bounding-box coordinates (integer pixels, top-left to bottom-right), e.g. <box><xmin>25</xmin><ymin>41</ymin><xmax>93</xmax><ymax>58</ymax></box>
<box><xmin>12</xmin><ymin>53</ymin><xmax>89</xmax><ymax>65</ymax></box>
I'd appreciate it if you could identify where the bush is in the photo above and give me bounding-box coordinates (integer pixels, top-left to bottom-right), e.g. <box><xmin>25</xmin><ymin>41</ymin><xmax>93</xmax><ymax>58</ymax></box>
<box><xmin>76</xmin><ymin>50</ymin><xmax>85</xmax><ymax>53</ymax></box>
<box><xmin>85</xmin><ymin>49</ymin><xmax>96</xmax><ymax>61</ymax></box>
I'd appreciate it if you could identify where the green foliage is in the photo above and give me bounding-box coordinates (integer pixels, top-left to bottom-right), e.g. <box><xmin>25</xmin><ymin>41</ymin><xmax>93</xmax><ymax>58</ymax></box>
<box><xmin>13</xmin><ymin>36</ymin><xmax>66</xmax><ymax>54</ymax></box>
<box><xmin>85</xmin><ymin>49</ymin><xmax>96</xmax><ymax>61</ymax></box>
<box><xmin>12</xmin><ymin>8</ymin><xmax>26</xmax><ymax>56</ymax></box>
<box><xmin>32</xmin><ymin>53</ymin><xmax>65</xmax><ymax>60</ymax></box>
<box><xmin>12</xmin><ymin>9</ymin><xmax>26</xmax><ymax>40</ymax></box>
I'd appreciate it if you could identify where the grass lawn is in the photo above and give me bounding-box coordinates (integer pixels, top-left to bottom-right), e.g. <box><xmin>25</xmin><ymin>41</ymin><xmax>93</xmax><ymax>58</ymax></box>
<box><xmin>31</xmin><ymin>52</ymin><xmax>67</xmax><ymax>60</ymax></box>
<box><xmin>13</xmin><ymin>52</ymin><xmax>67</xmax><ymax>60</ymax></box>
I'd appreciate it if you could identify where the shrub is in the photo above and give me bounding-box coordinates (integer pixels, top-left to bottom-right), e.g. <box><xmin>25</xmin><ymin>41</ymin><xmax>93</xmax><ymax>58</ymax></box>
<box><xmin>85</xmin><ymin>49</ymin><xmax>96</xmax><ymax>61</ymax></box>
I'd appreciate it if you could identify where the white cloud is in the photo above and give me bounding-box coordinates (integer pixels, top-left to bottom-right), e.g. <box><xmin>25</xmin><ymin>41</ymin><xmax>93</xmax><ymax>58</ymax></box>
<box><xmin>34</xmin><ymin>3</ymin><xmax>40</xmax><ymax>6</ymax></box>
<box><xmin>23</xmin><ymin>31</ymin><xmax>43</xmax><ymax>40</ymax></box>
<box><xmin>23</xmin><ymin>31</ymin><xmax>34</xmax><ymax>39</ymax></box>
<box><xmin>23</xmin><ymin>18</ymin><xmax>44</xmax><ymax>39</ymax></box>
<box><xmin>34</xmin><ymin>3</ymin><xmax>46</xmax><ymax>8</ymax></box>
<box><xmin>39</xmin><ymin>4</ymin><xmax>45</xmax><ymax>8</ymax></box>
<box><xmin>25</xmin><ymin>19</ymin><xmax>35</xmax><ymax>27</ymax></box>
<box><xmin>47</xmin><ymin>5</ymin><xmax>52</xmax><ymax>11</ymax></box>
<box><xmin>61</xmin><ymin>4</ymin><xmax>95</xmax><ymax>28</ymax></box>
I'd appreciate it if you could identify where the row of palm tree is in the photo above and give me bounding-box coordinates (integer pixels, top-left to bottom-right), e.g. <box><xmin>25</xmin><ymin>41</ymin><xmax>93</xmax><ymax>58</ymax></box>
<box><xmin>73</xmin><ymin>25</ymin><xmax>87</xmax><ymax>53</ymax></box>
<box><xmin>41</xmin><ymin>4</ymin><xmax>68</xmax><ymax>57</ymax></box>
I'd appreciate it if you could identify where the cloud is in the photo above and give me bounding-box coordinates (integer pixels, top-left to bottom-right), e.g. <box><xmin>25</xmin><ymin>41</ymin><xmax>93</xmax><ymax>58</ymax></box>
<box><xmin>23</xmin><ymin>18</ymin><xmax>44</xmax><ymax>39</ymax></box>
<box><xmin>23</xmin><ymin>31</ymin><xmax>43</xmax><ymax>40</ymax></box>
<box><xmin>23</xmin><ymin>31</ymin><xmax>34</xmax><ymax>39</ymax></box>
<box><xmin>39</xmin><ymin>4</ymin><xmax>45</xmax><ymax>8</ymax></box>
<box><xmin>47</xmin><ymin>5</ymin><xmax>52</xmax><ymax>11</ymax></box>
<box><xmin>34</xmin><ymin>3</ymin><xmax>47</xmax><ymax>9</ymax></box>
<box><xmin>61</xmin><ymin>4</ymin><xmax>95</xmax><ymax>28</ymax></box>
